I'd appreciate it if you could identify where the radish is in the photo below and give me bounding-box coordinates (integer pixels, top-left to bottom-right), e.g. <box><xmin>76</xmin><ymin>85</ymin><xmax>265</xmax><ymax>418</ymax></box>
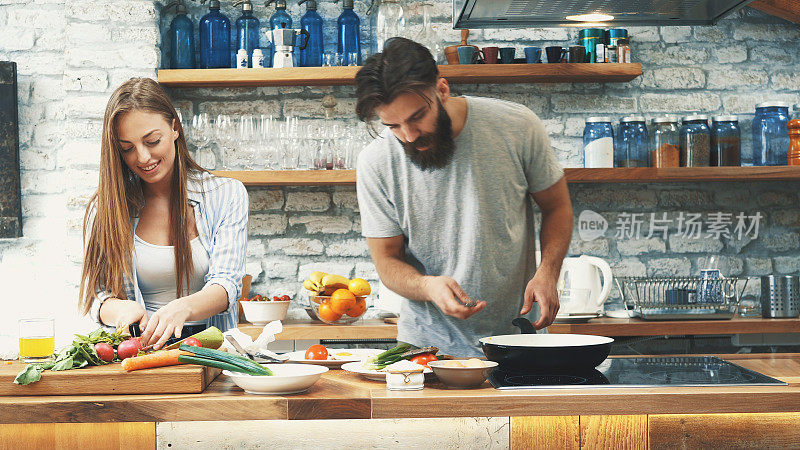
<box><xmin>117</xmin><ymin>338</ymin><xmax>142</xmax><ymax>360</ymax></box>
<box><xmin>94</xmin><ymin>342</ymin><xmax>115</xmax><ymax>362</ymax></box>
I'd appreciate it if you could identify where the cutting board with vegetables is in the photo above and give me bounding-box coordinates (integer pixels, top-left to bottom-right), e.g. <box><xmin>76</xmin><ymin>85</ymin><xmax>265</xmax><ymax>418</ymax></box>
<box><xmin>0</xmin><ymin>360</ymin><xmax>220</xmax><ymax>396</ymax></box>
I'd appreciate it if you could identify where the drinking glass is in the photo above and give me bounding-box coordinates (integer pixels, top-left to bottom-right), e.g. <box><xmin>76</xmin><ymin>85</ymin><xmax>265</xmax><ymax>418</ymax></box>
<box><xmin>19</xmin><ymin>318</ymin><xmax>54</xmax><ymax>363</ymax></box>
<box><xmin>347</xmin><ymin>51</ymin><xmax>360</xmax><ymax>66</ymax></box>
<box><xmin>214</xmin><ymin>114</ymin><xmax>234</xmax><ymax>170</ymax></box>
<box><xmin>192</xmin><ymin>113</ymin><xmax>216</xmax><ymax>169</ymax></box>
<box><xmin>322</xmin><ymin>52</ymin><xmax>340</xmax><ymax>67</ymax></box>
<box><xmin>239</xmin><ymin>115</ymin><xmax>258</xmax><ymax>170</ymax></box>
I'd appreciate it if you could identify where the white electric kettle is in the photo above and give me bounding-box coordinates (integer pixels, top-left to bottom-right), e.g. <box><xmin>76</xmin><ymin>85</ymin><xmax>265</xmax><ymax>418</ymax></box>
<box><xmin>557</xmin><ymin>255</ymin><xmax>613</xmax><ymax>314</ymax></box>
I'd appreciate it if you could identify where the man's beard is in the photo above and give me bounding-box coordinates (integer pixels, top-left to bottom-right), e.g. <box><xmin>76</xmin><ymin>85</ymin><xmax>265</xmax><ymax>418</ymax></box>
<box><xmin>399</xmin><ymin>101</ymin><xmax>456</xmax><ymax>170</ymax></box>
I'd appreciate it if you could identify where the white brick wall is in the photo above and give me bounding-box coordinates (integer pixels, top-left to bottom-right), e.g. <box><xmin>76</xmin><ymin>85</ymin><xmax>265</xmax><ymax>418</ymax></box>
<box><xmin>0</xmin><ymin>1</ymin><xmax>799</xmax><ymax>337</ymax></box>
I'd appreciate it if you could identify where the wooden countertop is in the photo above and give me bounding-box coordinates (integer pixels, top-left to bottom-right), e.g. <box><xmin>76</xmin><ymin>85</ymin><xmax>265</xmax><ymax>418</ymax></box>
<box><xmin>238</xmin><ymin>316</ymin><xmax>800</xmax><ymax>341</ymax></box>
<box><xmin>3</xmin><ymin>354</ymin><xmax>800</xmax><ymax>424</ymax></box>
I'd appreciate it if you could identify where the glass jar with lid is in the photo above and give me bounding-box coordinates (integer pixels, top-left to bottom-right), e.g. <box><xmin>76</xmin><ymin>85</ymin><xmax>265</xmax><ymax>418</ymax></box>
<box><xmin>650</xmin><ymin>117</ymin><xmax>679</xmax><ymax>168</ymax></box>
<box><xmin>583</xmin><ymin>117</ymin><xmax>614</xmax><ymax>168</ymax></box>
<box><xmin>679</xmin><ymin>115</ymin><xmax>711</xmax><ymax>167</ymax></box>
<box><xmin>752</xmin><ymin>101</ymin><xmax>791</xmax><ymax>166</ymax></box>
<box><xmin>711</xmin><ymin>115</ymin><xmax>741</xmax><ymax>166</ymax></box>
<box><xmin>615</xmin><ymin>116</ymin><xmax>648</xmax><ymax>167</ymax></box>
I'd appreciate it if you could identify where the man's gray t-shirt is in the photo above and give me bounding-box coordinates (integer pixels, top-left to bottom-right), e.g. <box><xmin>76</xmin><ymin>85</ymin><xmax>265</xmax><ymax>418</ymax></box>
<box><xmin>356</xmin><ymin>96</ymin><xmax>564</xmax><ymax>357</ymax></box>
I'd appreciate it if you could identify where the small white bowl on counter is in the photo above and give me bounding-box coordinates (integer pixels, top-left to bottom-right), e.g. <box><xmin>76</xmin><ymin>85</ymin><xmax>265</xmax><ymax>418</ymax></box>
<box><xmin>223</xmin><ymin>364</ymin><xmax>328</xmax><ymax>395</ymax></box>
<box><xmin>428</xmin><ymin>360</ymin><xmax>498</xmax><ymax>389</ymax></box>
<box><xmin>241</xmin><ymin>300</ymin><xmax>290</xmax><ymax>325</ymax></box>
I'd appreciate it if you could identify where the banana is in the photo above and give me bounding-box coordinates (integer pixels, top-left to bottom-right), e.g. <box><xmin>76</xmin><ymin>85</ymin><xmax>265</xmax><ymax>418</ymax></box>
<box><xmin>321</xmin><ymin>274</ymin><xmax>350</xmax><ymax>290</ymax></box>
<box><xmin>309</xmin><ymin>271</ymin><xmax>327</xmax><ymax>285</ymax></box>
<box><xmin>303</xmin><ymin>279</ymin><xmax>320</xmax><ymax>291</ymax></box>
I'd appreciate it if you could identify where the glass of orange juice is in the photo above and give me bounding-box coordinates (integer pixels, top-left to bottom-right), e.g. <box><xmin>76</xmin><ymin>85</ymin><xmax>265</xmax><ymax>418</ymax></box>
<box><xmin>19</xmin><ymin>318</ymin><xmax>55</xmax><ymax>363</ymax></box>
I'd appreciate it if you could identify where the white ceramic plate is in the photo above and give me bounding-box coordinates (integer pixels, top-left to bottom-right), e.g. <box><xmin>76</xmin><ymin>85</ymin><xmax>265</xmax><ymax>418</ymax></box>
<box><xmin>553</xmin><ymin>313</ymin><xmax>602</xmax><ymax>323</ymax></box>
<box><xmin>285</xmin><ymin>348</ymin><xmax>385</xmax><ymax>368</ymax></box>
<box><xmin>223</xmin><ymin>363</ymin><xmax>328</xmax><ymax>395</ymax></box>
<box><xmin>341</xmin><ymin>361</ymin><xmax>433</xmax><ymax>381</ymax></box>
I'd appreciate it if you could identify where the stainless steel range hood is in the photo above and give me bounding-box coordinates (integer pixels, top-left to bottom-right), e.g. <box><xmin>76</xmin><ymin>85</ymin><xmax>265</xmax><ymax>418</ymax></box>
<box><xmin>453</xmin><ymin>0</ymin><xmax>756</xmax><ymax>28</ymax></box>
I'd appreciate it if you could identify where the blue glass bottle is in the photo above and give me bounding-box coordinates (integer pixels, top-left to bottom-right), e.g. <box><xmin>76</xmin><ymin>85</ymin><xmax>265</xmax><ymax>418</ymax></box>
<box><xmin>752</xmin><ymin>101</ymin><xmax>791</xmax><ymax>166</ymax></box>
<box><xmin>233</xmin><ymin>0</ymin><xmax>260</xmax><ymax>68</ymax></box>
<box><xmin>166</xmin><ymin>1</ymin><xmax>196</xmax><ymax>69</ymax></box>
<box><xmin>199</xmin><ymin>0</ymin><xmax>232</xmax><ymax>69</ymax></box>
<box><xmin>299</xmin><ymin>0</ymin><xmax>323</xmax><ymax>67</ymax></box>
<box><xmin>266</xmin><ymin>0</ymin><xmax>293</xmax><ymax>29</ymax></box>
<box><xmin>336</xmin><ymin>0</ymin><xmax>361</xmax><ymax>65</ymax></box>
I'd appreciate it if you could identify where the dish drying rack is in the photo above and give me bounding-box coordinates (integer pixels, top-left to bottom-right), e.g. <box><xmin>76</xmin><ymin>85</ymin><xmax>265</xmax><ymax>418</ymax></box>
<box><xmin>615</xmin><ymin>276</ymin><xmax>750</xmax><ymax>320</ymax></box>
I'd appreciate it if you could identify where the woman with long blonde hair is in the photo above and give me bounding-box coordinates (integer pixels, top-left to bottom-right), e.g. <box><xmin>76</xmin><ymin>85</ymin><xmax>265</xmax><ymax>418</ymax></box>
<box><xmin>80</xmin><ymin>77</ymin><xmax>247</xmax><ymax>350</ymax></box>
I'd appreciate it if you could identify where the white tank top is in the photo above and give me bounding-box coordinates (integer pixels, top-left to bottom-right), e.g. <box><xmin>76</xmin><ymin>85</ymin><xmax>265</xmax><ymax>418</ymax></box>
<box><xmin>134</xmin><ymin>232</ymin><xmax>211</xmax><ymax>325</ymax></box>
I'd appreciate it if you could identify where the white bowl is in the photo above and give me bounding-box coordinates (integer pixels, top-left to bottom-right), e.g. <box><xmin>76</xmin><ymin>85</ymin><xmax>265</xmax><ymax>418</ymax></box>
<box><xmin>428</xmin><ymin>360</ymin><xmax>498</xmax><ymax>389</ymax></box>
<box><xmin>241</xmin><ymin>300</ymin><xmax>290</xmax><ymax>325</ymax></box>
<box><xmin>223</xmin><ymin>364</ymin><xmax>328</xmax><ymax>395</ymax></box>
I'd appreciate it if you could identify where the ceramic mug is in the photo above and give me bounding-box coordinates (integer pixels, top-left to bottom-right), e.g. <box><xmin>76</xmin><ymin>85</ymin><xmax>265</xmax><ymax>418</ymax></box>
<box><xmin>523</xmin><ymin>47</ymin><xmax>542</xmax><ymax>64</ymax></box>
<box><xmin>569</xmin><ymin>45</ymin><xmax>587</xmax><ymax>63</ymax></box>
<box><xmin>499</xmin><ymin>47</ymin><xmax>516</xmax><ymax>64</ymax></box>
<box><xmin>457</xmin><ymin>46</ymin><xmax>483</xmax><ymax>64</ymax></box>
<box><xmin>482</xmin><ymin>46</ymin><xmax>499</xmax><ymax>64</ymax></box>
<box><xmin>545</xmin><ymin>46</ymin><xmax>567</xmax><ymax>63</ymax></box>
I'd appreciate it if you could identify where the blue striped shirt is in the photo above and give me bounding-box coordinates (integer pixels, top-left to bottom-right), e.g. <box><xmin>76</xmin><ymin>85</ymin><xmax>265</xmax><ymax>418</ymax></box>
<box><xmin>89</xmin><ymin>172</ymin><xmax>248</xmax><ymax>332</ymax></box>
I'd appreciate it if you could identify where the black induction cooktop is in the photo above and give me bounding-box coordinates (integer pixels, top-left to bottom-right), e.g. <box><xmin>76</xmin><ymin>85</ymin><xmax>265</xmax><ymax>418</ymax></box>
<box><xmin>488</xmin><ymin>356</ymin><xmax>787</xmax><ymax>390</ymax></box>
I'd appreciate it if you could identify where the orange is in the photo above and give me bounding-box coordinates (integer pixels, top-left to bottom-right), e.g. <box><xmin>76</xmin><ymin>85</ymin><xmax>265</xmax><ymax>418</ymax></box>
<box><xmin>329</xmin><ymin>289</ymin><xmax>356</xmax><ymax>314</ymax></box>
<box><xmin>317</xmin><ymin>302</ymin><xmax>342</xmax><ymax>322</ymax></box>
<box><xmin>345</xmin><ymin>297</ymin><xmax>367</xmax><ymax>317</ymax></box>
<box><xmin>348</xmin><ymin>278</ymin><xmax>371</xmax><ymax>296</ymax></box>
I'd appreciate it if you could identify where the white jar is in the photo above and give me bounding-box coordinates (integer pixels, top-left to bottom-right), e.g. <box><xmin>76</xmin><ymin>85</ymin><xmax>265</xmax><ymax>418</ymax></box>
<box><xmin>236</xmin><ymin>49</ymin><xmax>249</xmax><ymax>69</ymax></box>
<box><xmin>252</xmin><ymin>49</ymin><xmax>264</xmax><ymax>68</ymax></box>
<box><xmin>386</xmin><ymin>371</ymin><xmax>424</xmax><ymax>391</ymax></box>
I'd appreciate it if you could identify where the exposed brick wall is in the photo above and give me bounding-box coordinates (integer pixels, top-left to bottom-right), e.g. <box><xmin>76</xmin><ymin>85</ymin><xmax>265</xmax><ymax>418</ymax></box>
<box><xmin>0</xmin><ymin>1</ymin><xmax>799</xmax><ymax>335</ymax></box>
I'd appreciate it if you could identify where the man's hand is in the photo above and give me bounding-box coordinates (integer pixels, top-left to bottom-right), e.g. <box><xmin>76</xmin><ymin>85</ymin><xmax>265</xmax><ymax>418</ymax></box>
<box><xmin>139</xmin><ymin>298</ymin><xmax>193</xmax><ymax>350</ymax></box>
<box><xmin>113</xmin><ymin>300</ymin><xmax>148</xmax><ymax>333</ymax></box>
<box><xmin>522</xmin><ymin>273</ymin><xmax>559</xmax><ymax>329</ymax></box>
<box><xmin>423</xmin><ymin>276</ymin><xmax>486</xmax><ymax>320</ymax></box>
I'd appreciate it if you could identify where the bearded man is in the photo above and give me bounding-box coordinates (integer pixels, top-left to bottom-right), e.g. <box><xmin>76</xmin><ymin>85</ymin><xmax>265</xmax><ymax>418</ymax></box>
<box><xmin>354</xmin><ymin>38</ymin><xmax>574</xmax><ymax>356</ymax></box>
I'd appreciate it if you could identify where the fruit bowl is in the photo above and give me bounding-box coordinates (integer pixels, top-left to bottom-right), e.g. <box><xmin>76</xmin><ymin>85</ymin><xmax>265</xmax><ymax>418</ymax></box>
<box><xmin>308</xmin><ymin>295</ymin><xmax>369</xmax><ymax>324</ymax></box>
<box><xmin>241</xmin><ymin>300</ymin><xmax>290</xmax><ymax>325</ymax></box>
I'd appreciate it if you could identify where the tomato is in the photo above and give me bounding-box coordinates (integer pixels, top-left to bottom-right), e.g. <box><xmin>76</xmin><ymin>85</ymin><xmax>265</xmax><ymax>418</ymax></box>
<box><xmin>280</xmin><ymin>295</ymin><xmax>290</xmax><ymax>302</ymax></box>
<box><xmin>251</xmin><ymin>294</ymin><xmax>262</xmax><ymax>302</ymax></box>
<box><xmin>305</xmin><ymin>344</ymin><xmax>328</xmax><ymax>360</ymax></box>
<box><xmin>272</xmin><ymin>296</ymin><xmax>280</xmax><ymax>301</ymax></box>
<box><xmin>183</xmin><ymin>337</ymin><xmax>202</xmax><ymax>347</ymax></box>
<box><xmin>410</xmin><ymin>353</ymin><xmax>438</xmax><ymax>367</ymax></box>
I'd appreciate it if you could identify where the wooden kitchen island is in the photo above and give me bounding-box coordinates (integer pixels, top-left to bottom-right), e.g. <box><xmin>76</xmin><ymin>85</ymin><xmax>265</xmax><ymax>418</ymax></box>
<box><xmin>238</xmin><ymin>316</ymin><xmax>800</xmax><ymax>342</ymax></box>
<box><xmin>3</xmin><ymin>353</ymin><xmax>800</xmax><ymax>449</ymax></box>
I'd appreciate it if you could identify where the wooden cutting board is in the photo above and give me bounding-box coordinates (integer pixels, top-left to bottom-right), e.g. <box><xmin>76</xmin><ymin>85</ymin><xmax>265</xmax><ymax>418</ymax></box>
<box><xmin>0</xmin><ymin>361</ymin><xmax>220</xmax><ymax>396</ymax></box>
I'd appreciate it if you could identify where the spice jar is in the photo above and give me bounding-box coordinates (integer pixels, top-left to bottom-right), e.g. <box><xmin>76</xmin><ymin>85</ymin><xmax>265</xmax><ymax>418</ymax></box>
<box><xmin>753</xmin><ymin>101</ymin><xmax>791</xmax><ymax>166</ymax></box>
<box><xmin>583</xmin><ymin>117</ymin><xmax>614</xmax><ymax>168</ymax></box>
<box><xmin>616</xmin><ymin>38</ymin><xmax>631</xmax><ymax>63</ymax></box>
<box><xmin>616</xmin><ymin>116</ymin><xmax>648</xmax><ymax>167</ymax></box>
<box><xmin>679</xmin><ymin>115</ymin><xmax>711</xmax><ymax>167</ymax></box>
<box><xmin>651</xmin><ymin>117</ymin><xmax>679</xmax><ymax>168</ymax></box>
<box><xmin>789</xmin><ymin>119</ymin><xmax>800</xmax><ymax>166</ymax></box>
<box><xmin>711</xmin><ymin>116</ymin><xmax>741</xmax><ymax>166</ymax></box>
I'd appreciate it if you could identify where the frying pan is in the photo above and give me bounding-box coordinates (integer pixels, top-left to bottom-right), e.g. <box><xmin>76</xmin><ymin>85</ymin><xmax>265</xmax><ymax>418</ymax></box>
<box><xmin>479</xmin><ymin>318</ymin><xmax>613</xmax><ymax>372</ymax></box>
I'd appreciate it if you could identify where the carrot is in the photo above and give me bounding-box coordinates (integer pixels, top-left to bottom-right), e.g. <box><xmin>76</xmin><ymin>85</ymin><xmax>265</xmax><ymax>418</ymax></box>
<box><xmin>121</xmin><ymin>349</ymin><xmax>192</xmax><ymax>372</ymax></box>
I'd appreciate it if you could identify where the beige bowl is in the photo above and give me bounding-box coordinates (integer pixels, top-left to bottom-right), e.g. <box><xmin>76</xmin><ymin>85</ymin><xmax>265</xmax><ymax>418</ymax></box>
<box><xmin>428</xmin><ymin>360</ymin><xmax>498</xmax><ymax>389</ymax></box>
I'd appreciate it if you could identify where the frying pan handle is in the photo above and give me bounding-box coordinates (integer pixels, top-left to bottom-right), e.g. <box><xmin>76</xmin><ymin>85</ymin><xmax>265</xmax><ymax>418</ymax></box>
<box><xmin>512</xmin><ymin>317</ymin><xmax>536</xmax><ymax>334</ymax></box>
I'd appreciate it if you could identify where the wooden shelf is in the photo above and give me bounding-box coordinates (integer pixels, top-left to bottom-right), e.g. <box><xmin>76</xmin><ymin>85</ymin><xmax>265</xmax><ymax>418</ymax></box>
<box><xmin>566</xmin><ymin>166</ymin><xmax>800</xmax><ymax>183</ymax></box>
<box><xmin>158</xmin><ymin>63</ymin><xmax>642</xmax><ymax>88</ymax></box>
<box><xmin>213</xmin><ymin>166</ymin><xmax>800</xmax><ymax>186</ymax></box>
<box><xmin>212</xmin><ymin>170</ymin><xmax>356</xmax><ymax>186</ymax></box>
